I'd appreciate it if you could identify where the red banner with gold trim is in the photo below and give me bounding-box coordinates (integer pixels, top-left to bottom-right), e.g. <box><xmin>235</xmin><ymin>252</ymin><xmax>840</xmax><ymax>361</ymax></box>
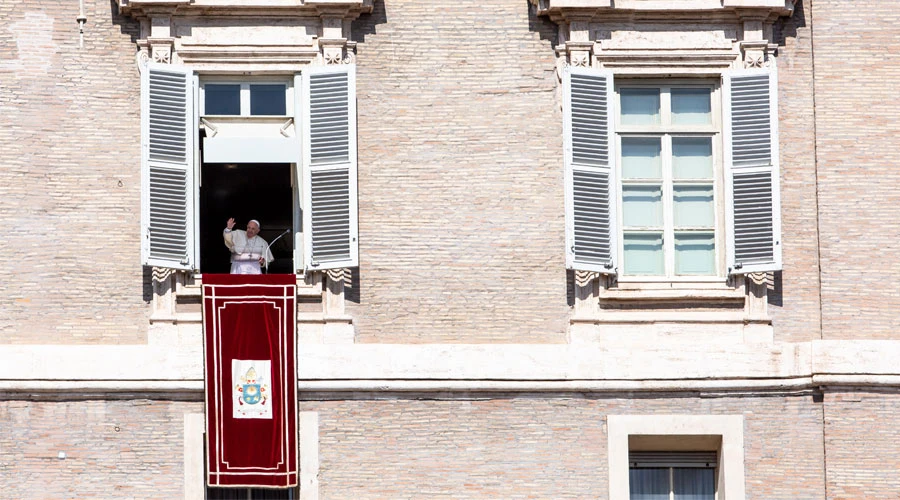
<box><xmin>203</xmin><ymin>274</ymin><xmax>298</xmax><ymax>488</ymax></box>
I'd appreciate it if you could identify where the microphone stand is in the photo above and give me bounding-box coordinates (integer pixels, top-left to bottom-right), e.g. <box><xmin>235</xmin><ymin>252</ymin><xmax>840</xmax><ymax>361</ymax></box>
<box><xmin>263</xmin><ymin>229</ymin><xmax>291</xmax><ymax>274</ymax></box>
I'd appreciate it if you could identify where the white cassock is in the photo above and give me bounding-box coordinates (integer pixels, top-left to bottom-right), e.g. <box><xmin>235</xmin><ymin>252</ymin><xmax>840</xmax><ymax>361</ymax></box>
<box><xmin>223</xmin><ymin>229</ymin><xmax>274</xmax><ymax>274</ymax></box>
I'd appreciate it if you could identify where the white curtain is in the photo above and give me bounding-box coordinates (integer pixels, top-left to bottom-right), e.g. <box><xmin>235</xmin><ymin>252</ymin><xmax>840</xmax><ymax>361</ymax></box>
<box><xmin>629</xmin><ymin>468</ymin><xmax>669</xmax><ymax>500</ymax></box>
<box><xmin>673</xmin><ymin>468</ymin><xmax>716</xmax><ymax>500</ymax></box>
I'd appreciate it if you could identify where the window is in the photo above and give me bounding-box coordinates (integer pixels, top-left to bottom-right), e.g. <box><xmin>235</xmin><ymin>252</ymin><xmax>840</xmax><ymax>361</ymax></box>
<box><xmin>629</xmin><ymin>451</ymin><xmax>717</xmax><ymax>500</ymax></box>
<box><xmin>140</xmin><ymin>63</ymin><xmax>359</xmax><ymax>274</ymax></box>
<box><xmin>206</xmin><ymin>486</ymin><xmax>297</xmax><ymax>499</ymax></box>
<box><xmin>202</xmin><ymin>81</ymin><xmax>290</xmax><ymax>116</ymax></box>
<box><xmin>617</xmin><ymin>83</ymin><xmax>721</xmax><ymax>278</ymax></box>
<box><xmin>563</xmin><ymin>67</ymin><xmax>781</xmax><ymax>279</ymax></box>
<box><xmin>607</xmin><ymin>415</ymin><xmax>745</xmax><ymax>500</ymax></box>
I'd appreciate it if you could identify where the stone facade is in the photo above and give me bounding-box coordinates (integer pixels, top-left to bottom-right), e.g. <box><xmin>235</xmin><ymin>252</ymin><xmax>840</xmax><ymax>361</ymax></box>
<box><xmin>2</xmin><ymin>0</ymin><xmax>900</xmax><ymax>498</ymax></box>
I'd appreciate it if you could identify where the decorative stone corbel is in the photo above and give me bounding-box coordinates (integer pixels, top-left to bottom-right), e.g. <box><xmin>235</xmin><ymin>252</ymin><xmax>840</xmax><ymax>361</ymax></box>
<box><xmin>322</xmin><ymin>268</ymin><xmax>354</xmax><ymax>343</ymax></box>
<box><xmin>142</xmin><ymin>12</ymin><xmax>175</xmax><ymax>64</ymax></box>
<box><xmin>739</xmin><ymin>16</ymin><xmax>773</xmax><ymax>68</ymax></box>
<box><xmin>564</xmin><ymin>18</ymin><xmax>594</xmax><ymax>68</ymax></box>
<box><xmin>318</xmin><ymin>12</ymin><xmax>356</xmax><ymax>65</ymax></box>
<box><xmin>149</xmin><ymin>37</ymin><xmax>175</xmax><ymax>64</ymax></box>
<box><xmin>150</xmin><ymin>266</ymin><xmax>177</xmax><ymax>321</ymax></box>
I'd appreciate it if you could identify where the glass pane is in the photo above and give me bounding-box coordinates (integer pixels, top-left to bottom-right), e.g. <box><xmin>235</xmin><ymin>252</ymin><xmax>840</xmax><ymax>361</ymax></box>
<box><xmin>250</xmin><ymin>84</ymin><xmax>287</xmax><ymax>115</ymax></box>
<box><xmin>675</xmin><ymin>232</ymin><xmax>715</xmax><ymax>276</ymax></box>
<box><xmin>623</xmin><ymin>185</ymin><xmax>663</xmax><ymax>228</ymax></box>
<box><xmin>672</xmin><ymin>88</ymin><xmax>711</xmax><ymax>125</ymax></box>
<box><xmin>673</xmin><ymin>185</ymin><xmax>714</xmax><ymax>227</ymax></box>
<box><xmin>621</xmin><ymin>88</ymin><xmax>661</xmax><ymax>125</ymax></box>
<box><xmin>624</xmin><ymin>233</ymin><xmax>664</xmax><ymax>276</ymax></box>
<box><xmin>673</xmin><ymin>137</ymin><xmax>713</xmax><ymax>179</ymax></box>
<box><xmin>205</xmin><ymin>84</ymin><xmax>241</xmax><ymax>115</ymax></box>
<box><xmin>673</xmin><ymin>468</ymin><xmax>716</xmax><ymax>500</ymax></box>
<box><xmin>630</xmin><ymin>468</ymin><xmax>670</xmax><ymax>500</ymax></box>
<box><xmin>622</xmin><ymin>138</ymin><xmax>662</xmax><ymax>179</ymax></box>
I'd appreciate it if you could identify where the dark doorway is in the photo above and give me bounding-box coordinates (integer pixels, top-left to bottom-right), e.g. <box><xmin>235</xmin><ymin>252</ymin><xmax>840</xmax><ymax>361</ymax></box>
<box><xmin>200</xmin><ymin>163</ymin><xmax>294</xmax><ymax>274</ymax></box>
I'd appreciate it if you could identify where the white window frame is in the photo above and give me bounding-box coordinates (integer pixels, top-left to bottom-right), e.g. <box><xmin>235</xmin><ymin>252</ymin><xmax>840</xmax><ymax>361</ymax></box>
<box><xmin>143</xmin><ymin>64</ymin><xmax>358</xmax><ymax>275</ymax></box>
<box><xmin>629</xmin><ymin>450</ymin><xmax>718</xmax><ymax>499</ymax></box>
<box><xmin>608</xmin><ymin>414</ymin><xmax>746</xmax><ymax>500</ymax></box>
<box><xmin>614</xmin><ymin>80</ymin><xmax>726</xmax><ymax>284</ymax></box>
<box><xmin>199</xmin><ymin>77</ymin><xmax>295</xmax><ymax>117</ymax></box>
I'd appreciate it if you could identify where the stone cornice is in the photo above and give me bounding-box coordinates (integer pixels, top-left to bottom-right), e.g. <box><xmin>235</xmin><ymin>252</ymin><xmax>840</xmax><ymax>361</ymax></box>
<box><xmin>117</xmin><ymin>0</ymin><xmax>374</xmax><ymax>18</ymax></box>
<box><xmin>0</xmin><ymin>340</ymin><xmax>898</xmax><ymax>396</ymax></box>
<box><xmin>531</xmin><ymin>0</ymin><xmax>795</xmax><ymax>22</ymax></box>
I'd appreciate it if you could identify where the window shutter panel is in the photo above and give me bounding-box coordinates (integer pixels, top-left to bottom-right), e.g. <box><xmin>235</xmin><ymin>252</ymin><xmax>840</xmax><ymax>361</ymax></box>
<box><xmin>140</xmin><ymin>62</ymin><xmax>198</xmax><ymax>271</ymax></box>
<box><xmin>301</xmin><ymin>65</ymin><xmax>359</xmax><ymax>271</ymax></box>
<box><xmin>292</xmin><ymin>73</ymin><xmax>304</xmax><ymax>274</ymax></box>
<box><xmin>563</xmin><ymin>67</ymin><xmax>617</xmax><ymax>274</ymax></box>
<box><xmin>724</xmin><ymin>68</ymin><xmax>782</xmax><ymax>275</ymax></box>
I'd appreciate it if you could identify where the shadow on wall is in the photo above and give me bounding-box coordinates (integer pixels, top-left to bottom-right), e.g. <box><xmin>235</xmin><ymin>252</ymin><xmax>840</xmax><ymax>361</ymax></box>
<box><xmin>773</xmin><ymin>0</ymin><xmax>807</xmax><ymax>47</ymax></box>
<box><xmin>528</xmin><ymin>0</ymin><xmax>558</xmax><ymax>46</ymax></box>
<box><xmin>351</xmin><ymin>0</ymin><xmax>388</xmax><ymax>44</ymax></box>
<box><xmin>109</xmin><ymin>0</ymin><xmax>141</xmax><ymax>44</ymax></box>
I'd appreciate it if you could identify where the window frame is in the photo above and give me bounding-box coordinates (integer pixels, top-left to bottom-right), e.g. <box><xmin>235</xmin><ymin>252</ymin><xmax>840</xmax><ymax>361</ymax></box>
<box><xmin>607</xmin><ymin>414</ymin><xmax>745</xmax><ymax>500</ymax></box>
<box><xmin>141</xmin><ymin>62</ymin><xmax>359</xmax><ymax>275</ymax></box>
<box><xmin>199</xmin><ymin>77</ymin><xmax>295</xmax><ymax>117</ymax></box>
<box><xmin>629</xmin><ymin>451</ymin><xmax>718</xmax><ymax>500</ymax></box>
<box><xmin>614</xmin><ymin>79</ymin><xmax>726</xmax><ymax>283</ymax></box>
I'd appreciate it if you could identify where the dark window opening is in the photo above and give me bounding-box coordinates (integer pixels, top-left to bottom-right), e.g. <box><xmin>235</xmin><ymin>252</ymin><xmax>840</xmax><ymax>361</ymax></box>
<box><xmin>205</xmin><ymin>84</ymin><xmax>241</xmax><ymax>115</ymax></box>
<box><xmin>206</xmin><ymin>486</ymin><xmax>296</xmax><ymax>500</ymax></box>
<box><xmin>250</xmin><ymin>84</ymin><xmax>287</xmax><ymax>115</ymax></box>
<box><xmin>199</xmin><ymin>162</ymin><xmax>294</xmax><ymax>274</ymax></box>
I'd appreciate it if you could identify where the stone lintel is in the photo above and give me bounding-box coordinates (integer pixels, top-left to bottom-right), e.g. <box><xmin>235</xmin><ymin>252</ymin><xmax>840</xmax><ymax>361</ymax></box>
<box><xmin>118</xmin><ymin>0</ymin><xmax>373</xmax><ymax>19</ymax></box>
<box><xmin>533</xmin><ymin>0</ymin><xmax>794</xmax><ymax>23</ymax></box>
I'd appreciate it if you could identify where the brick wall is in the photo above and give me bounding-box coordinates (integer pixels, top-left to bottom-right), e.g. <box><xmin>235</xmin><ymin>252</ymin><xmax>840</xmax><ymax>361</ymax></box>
<box><xmin>812</xmin><ymin>0</ymin><xmax>900</xmax><ymax>339</ymax></box>
<box><xmin>824</xmin><ymin>391</ymin><xmax>900</xmax><ymax>499</ymax></box>
<box><xmin>349</xmin><ymin>0</ymin><xmax>570</xmax><ymax>343</ymax></box>
<box><xmin>0</xmin><ymin>400</ymin><xmax>199</xmax><ymax>499</ymax></box>
<box><xmin>770</xmin><ymin>0</ymin><xmax>822</xmax><ymax>343</ymax></box>
<box><xmin>0</xmin><ymin>0</ymin><xmax>149</xmax><ymax>344</ymax></box>
<box><xmin>306</xmin><ymin>395</ymin><xmax>825</xmax><ymax>499</ymax></box>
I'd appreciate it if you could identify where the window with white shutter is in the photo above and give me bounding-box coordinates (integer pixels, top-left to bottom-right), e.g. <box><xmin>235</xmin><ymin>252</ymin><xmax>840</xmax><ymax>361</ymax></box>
<box><xmin>614</xmin><ymin>81</ymin><xmax>723</xmax><ymax>280</ymax></box>
<box><xmin>140</xmin><ymin>62</ymin><xmax>198</xmax><ymax>271</ymax></box>
<box><xmin>301</xmin><ymin>65</ymin><xmax>359</xmax><ymax>271</ymax></box>
<box><xmin>563</xmin><ymin>69</ymin><xmax>782</xmax><ymax>284</ymax></box>
<box><xmin>723</xmin><ymin>68</ymin><xmax>782</xmax><ymax>275</ymax></box>
<box><xmin>563</xmin><ymin>66</ymin><xmax>617</xmax><ymax>275</ymax></box>
<box><xmin>139</xmin><ymin>63</ymin><xmax>362</xmax><ymax>275</ymax></box>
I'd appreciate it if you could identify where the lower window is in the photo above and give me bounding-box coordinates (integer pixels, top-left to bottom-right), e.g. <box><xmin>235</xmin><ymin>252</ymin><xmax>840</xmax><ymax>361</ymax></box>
<box><xmin>206</xmin><ymin>487</ymin><xmax>296</xmax><ymax>499</ymax></box>
<box><xmin>629</xmin><ymin>451</ymin><xmax>717</xmax><ymax>500</ymax></box>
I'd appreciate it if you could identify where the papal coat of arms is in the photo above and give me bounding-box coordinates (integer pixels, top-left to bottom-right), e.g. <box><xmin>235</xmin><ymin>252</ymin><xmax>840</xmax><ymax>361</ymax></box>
<box><xmin>232</xmin><ymin>359</ymin><xmax>273</xmax><ymax>419</ymax></box>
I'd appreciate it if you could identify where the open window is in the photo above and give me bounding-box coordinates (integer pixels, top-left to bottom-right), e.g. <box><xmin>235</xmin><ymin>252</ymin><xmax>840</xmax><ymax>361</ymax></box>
<box><xmin>139</xmin><ymin>61</ymin><xmax>359</xmax><ymax>274</ymax></box>
<box><xmin>563</xmin><ymin>66</ymin><xmax>781</xmax><ymax>279</ymax></box>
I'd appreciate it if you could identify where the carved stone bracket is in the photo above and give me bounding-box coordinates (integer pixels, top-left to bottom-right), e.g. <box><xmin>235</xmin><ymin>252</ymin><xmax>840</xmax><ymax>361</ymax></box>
<box><xmin>747</xmin><ymin>272</ymin><xmax>769</xmax><ymax>286</ymax></box>
<box><xmin>148</xmin><ymin>37</ymin><xmax>174</xmax><ymax>64</ymax></box>
<box><xmin>318</xmin><ymin>12</ymin><xmax>357</xmax><ymax>65</ymax></box>
<box><xmin>574</xmin><ymin>270</ymin><xmax>600</xmax><ymax>288</ymax></box>
<box><xmin>320</xmin><ymin>39</ymin><xmax>355</xmax><ymax>65</ymax></box>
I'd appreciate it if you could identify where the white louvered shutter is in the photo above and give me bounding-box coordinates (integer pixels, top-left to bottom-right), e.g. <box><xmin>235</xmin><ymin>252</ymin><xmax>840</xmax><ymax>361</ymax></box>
<box><xmin>140</xmin><ymin>62</ymin><xmax>198</xmax><ymax>271</ymax></box>
<box><xmin>724</xmin><ymin>68</ymin><xmax>782</xmax><ymax>275</ymax></box>
<box><xmin>563</xmin><ymin>67</ymin><xmax>617</xmax><ymax>274</ymax></box>
<box><xmin>301</xmin><ymin>65</ymin><xmax>359</xmax><ymax>270</ymax></box>
<box><xmin>292</xmin><ymin>73</ymin><xmax>304</xmax><ymax>274</ymax></box>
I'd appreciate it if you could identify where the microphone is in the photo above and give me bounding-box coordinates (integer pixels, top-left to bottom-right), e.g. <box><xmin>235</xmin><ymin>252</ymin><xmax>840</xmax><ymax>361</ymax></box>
<box><xmin>263</xmin><ymin>229</ymin><xmax>292</xmax><ymax>274</ymax></box>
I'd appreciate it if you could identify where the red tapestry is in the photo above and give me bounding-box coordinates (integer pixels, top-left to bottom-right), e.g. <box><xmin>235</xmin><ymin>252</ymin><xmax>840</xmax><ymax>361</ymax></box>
<box><xmin>203</xmin><ymin>274</ymin><xmax>298</xmax><ymax>488</ymax></box>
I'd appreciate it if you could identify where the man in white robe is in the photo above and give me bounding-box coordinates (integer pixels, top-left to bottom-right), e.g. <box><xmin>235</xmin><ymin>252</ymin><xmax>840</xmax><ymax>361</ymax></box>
<box><xmin>223</xmin><ymin>218</ymin><xmax>274</xmax><ymax>274</ymax></box>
